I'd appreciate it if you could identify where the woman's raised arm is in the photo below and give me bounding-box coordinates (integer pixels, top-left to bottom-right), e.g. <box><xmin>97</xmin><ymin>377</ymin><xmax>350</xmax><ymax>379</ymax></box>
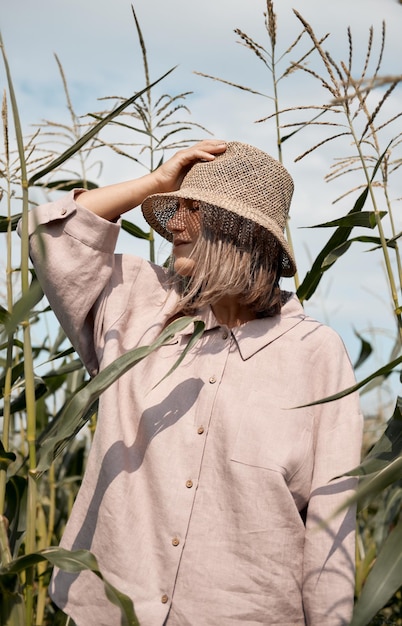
<box><xmin>78</xmin><ymin>140</ymin><xmax>227</xmax><ymax>221</ymax></box>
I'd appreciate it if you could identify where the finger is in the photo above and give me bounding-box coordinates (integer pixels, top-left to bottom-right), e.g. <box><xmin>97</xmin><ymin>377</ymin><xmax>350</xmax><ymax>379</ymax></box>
<box><xmin>194</xmin><ymin>139</ymin><xmax>227</xmax><ymax>153</ymax></box>
<box><xmin>181</xmin><ymin>140</ymin><xmax>227</xmax><ymax>163</ymax></box>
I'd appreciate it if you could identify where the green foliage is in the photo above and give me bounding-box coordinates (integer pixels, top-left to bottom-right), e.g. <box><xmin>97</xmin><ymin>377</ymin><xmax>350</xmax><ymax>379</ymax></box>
<box><xmin>0</xmin><ymin>547</ymin><xmax>140</xmax><ymax>626</ymax></box>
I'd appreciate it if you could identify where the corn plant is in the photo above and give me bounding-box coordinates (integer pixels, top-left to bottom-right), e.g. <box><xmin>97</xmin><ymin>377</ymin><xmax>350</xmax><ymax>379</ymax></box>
<box><xmin>85</xmin><ymin>5</ymin><xmax>212</xmax><ymax>264</ymax></box>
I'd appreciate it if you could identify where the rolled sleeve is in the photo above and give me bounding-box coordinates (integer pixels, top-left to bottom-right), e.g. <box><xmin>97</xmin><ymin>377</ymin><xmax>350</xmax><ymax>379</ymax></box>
<box><xmin>19</xmin><ymin>191</ymin><xmax>121</xmax><ymax>375</ymax></box>
<box><xmin>19</xmin><ymin>190</ymin><xmax>120</xmax><ymax>252</ymax></box>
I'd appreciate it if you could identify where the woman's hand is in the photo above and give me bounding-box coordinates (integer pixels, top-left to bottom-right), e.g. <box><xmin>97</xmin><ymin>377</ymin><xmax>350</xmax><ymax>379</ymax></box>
<box><xmin>153</xmin><ymin>140</ymin><xmax>227</xmax><ymax>193</ymax></box>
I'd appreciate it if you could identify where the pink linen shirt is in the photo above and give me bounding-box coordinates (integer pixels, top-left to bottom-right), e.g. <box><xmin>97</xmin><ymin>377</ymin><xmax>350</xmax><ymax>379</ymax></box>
<box><xmin>25</xmin><ymin>191</ymin><xmax>363</xmax><ymax>626</ymax></box>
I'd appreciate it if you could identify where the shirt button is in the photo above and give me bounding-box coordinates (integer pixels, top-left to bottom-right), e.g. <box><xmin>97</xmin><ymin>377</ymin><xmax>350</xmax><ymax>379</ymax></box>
<box><xmin>161</xmin><ymin>594</ymin><xmax>169</xmax><ymax>604</ymax></box>
<box><xmin>60</xmin><ymin>208</ymin><xmax>67</xmax><ymax>216</ymax></box>
<box><xmin>197</xmin><ymin>426</ymin><xmax>204</xmax><ymax>435</ymax></box>
<box><xmin>222</xmin><ymin>330</ymin><xmax>229</xmax><ymax>340</ymax></box>
<box><xmin>186</xmin><ymin>480</ymin><xmax>193</xmax><ymax>488</ymax></box>
<box><xmin>172</xmin><ymin>537</ymin><xmax>180</xmax><ymax>546</ymax></box>
<box><xmin>209</xmin><ymin>376</ymin><xmax>216</xmax><ymax>384</ymax></box>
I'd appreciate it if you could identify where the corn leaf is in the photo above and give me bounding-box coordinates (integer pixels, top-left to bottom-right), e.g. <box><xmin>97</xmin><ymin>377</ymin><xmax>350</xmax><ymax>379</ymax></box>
<box><xmin>297</xmin><ymin>186</ymin><xmax>369</xmax><ymax>301</ymax></box>
<box><xmin>0</xmin><ymin>377</ymin><xmax>47</xmax><ymax>416</ymax></box>
<box><xmin>0</xmin><ymin>214</ymin><xmax>21</xmax><ymax>232</ymax></box>
<box><xmin>0</xmin><ymin>440</ymin><xmax>17</xmax><ymax>471</ymax></box>
<box><xmin>0</xmin><ymin>589</ymin><xmax>25</xmax><ymax>626</ymax></box>
<box><xmin>0</xmin><ymin>547</ymin><xmax>139</xmax><ymax>626</ymax></box>
<box><xmin>355</xmin><ymin>457</ymin><xmax>402</xmax><ymax>510</ymax></box>
<box><xmin>353</xmin><ymin>329</ymin><xmax>373</xmax><ymax>369</ymax></box>
<box><xmin>294</xmin><ymin>355</ymin><xmax>402</xmax><ymax>408</ymax></box>
<box><xmin>321</xmin><ymin>240</ymin><xmax>353</xmax><ymax>269</ymax></box>
<box><xmin>34</xmin><ymin>179</ymin><xmax>99</xmax><ymax>192</ymax></box>
<box><xmin>121</xmin><ymin>219</ymin><xmax>152</xmax><ymax>240</ymax></box>
<box><xmin>5</xmin><ymin>475</ymin><xmax>27</xmax><ymax>558</ymax></box>
<box><xmin>347</xmin><ymin>234</ymin><xmax>400</xmax><ymax>250</ymax></box>
<box><xmin>350</xmin><ymin>518</ymin><xmax>402</xmax><ymax>626</ymax></box>
<box><xmin>297</xmin><ymin>145</ymin><xmax>390</xmax><ymax>302</ymax></box>
<box><xmin>346</xmin><ymin>399</ymin><xmax>402</xmax><ymax>478</ymax></box>
<box><xmin>152</xmin><ymin>320</ymin><xmax>204</xmax><ymax>389</ymax></box>
<box><xmin>2</xmin><ymin>279</ymin><xmax>43</xmax><ymax>337</ymax></box>
<box><xmin>303</xmin><ymin>210</ymin><xmax>386</xmax><ymax>230</ymax></box>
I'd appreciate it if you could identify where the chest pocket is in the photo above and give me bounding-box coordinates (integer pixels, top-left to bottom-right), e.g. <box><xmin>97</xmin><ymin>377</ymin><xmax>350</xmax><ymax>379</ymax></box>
<box><xmin>230</xmin><ymin>401</ymin><xmax>314</xmax><ymax>481</ymax></box>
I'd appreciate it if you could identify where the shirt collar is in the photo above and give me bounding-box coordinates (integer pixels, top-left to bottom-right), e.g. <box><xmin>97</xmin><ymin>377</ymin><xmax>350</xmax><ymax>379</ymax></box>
<box><xmin>182</xmin><ymin>293</ymin><xmax>306</xmax><ymax>360</ymax></box>
<box><xmin>231</xmin><ymin>294</ymin><xmax>306</xmax><ymax>360</ymax></box>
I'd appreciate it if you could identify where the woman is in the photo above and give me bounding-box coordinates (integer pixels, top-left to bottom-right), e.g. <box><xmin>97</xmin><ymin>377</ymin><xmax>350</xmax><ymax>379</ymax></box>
<box><xmin>25</xmin><ymin>140</ymin><xmax>362</xmax><ymax>625</ymax></box>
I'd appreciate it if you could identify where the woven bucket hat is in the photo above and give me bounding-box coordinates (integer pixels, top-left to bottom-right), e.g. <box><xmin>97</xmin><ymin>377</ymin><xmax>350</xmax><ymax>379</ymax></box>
<box><xmin>141</xmin><ymin>141</ymin><xmax>296</xmax><ymax>276</ymax></box>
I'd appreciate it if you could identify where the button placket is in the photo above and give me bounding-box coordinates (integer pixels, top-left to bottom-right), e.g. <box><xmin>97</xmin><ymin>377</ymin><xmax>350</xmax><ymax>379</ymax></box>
<box><xmin>163</xmin><ymin>330</ymin><xmax>230</xmax><ymax>609</ymax></box>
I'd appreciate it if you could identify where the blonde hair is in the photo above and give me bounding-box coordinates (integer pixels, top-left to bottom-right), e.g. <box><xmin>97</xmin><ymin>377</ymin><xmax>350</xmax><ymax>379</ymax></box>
<box><xmin>169</xmin><ymin>203</ymin><xmax>283</xmax><ymax>317</ymax></box>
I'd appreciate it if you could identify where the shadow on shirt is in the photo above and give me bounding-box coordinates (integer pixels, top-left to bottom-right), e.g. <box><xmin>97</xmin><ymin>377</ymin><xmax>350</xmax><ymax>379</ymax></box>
<box><xmin>52</xmin><ymin>377</ymin><xmax>203</xmax><ymax>605</ymax></box>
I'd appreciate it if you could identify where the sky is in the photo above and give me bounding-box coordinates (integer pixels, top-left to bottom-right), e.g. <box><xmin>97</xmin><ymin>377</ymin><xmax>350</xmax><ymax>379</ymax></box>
<box><xmin>1</xmin><ymin>0</ymin><xmax>402</xmax><ymax>414</ymax></box>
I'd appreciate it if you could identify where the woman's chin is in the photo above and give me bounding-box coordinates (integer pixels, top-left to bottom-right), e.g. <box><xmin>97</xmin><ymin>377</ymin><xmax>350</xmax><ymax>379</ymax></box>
<box><xmin>174</xmin><ymin>257</ymin><xmax>195</xmax><ymax>277</ymax></box>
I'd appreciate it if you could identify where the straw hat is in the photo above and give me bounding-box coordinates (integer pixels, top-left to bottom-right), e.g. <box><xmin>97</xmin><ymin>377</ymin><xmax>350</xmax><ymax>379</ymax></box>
<box><xmin>141</xmin><ymin>141</ymin><xmax>296</xmax><ymax>276</ymax></box>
